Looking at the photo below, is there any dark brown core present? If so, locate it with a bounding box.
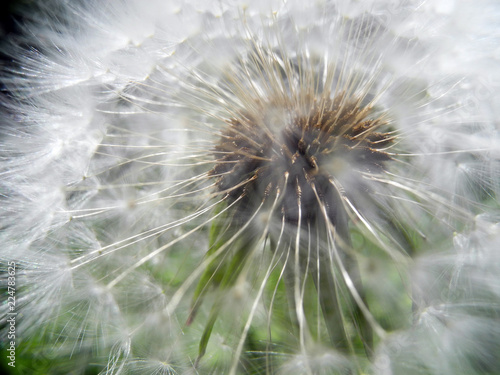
[210,95,393,227]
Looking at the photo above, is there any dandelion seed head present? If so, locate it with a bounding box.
[1,1,499,374]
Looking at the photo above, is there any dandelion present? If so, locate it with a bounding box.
[1,0,499,374]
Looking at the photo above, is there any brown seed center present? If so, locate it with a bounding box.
[210,95,392,226]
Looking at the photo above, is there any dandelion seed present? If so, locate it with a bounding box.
[1,1,499,374]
